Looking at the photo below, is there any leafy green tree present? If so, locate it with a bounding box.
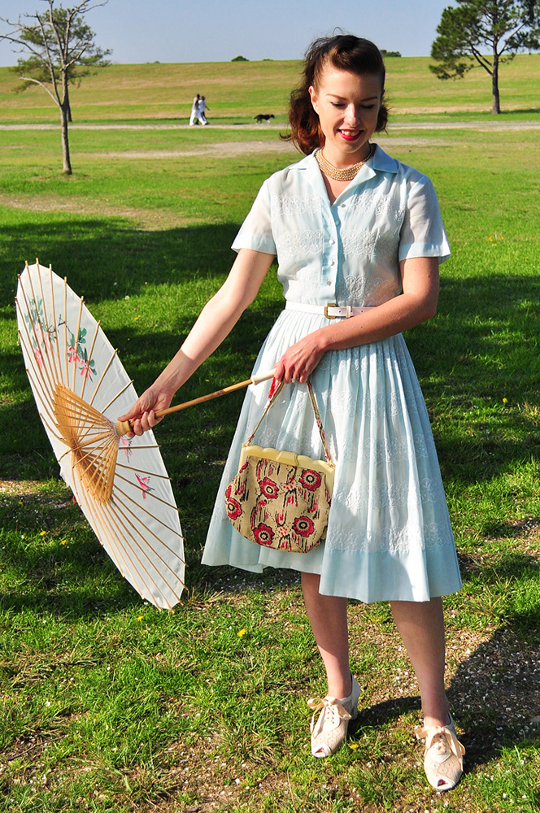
[430,0,540,113]
[0,0,111,173]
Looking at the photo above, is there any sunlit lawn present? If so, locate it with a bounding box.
[0,101,539,812]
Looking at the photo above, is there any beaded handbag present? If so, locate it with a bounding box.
[225,381,334,553]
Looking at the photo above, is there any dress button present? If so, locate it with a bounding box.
[328,238,335,245]
[329,260,335,266]
[326,281,332,286]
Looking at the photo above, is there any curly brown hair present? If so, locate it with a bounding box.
[284,34,388,155]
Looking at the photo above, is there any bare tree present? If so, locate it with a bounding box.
[431,0,540,114]
[0,0,111,173]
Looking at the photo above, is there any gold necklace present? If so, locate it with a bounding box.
[315,144,375,181]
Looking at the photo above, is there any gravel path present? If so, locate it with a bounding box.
[1,120,539,131]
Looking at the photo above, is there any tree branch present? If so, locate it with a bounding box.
[18,74,59,107]
[469,44,493,73]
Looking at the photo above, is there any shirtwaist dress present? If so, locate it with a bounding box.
[201,145,462,604]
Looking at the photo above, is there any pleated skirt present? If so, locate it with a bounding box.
[201,309,461,603]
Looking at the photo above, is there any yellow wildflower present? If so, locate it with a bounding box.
[237,628,247,637]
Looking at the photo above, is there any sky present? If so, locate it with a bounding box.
[0,0,452,67]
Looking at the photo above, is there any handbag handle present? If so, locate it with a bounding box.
[245,380,333,465]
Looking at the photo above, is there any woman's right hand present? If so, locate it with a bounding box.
[117,385,175,437]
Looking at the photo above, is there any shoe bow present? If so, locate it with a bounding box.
[307,696,352,726]
[416,723,466,765]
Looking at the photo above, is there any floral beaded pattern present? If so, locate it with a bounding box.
[225,457,331,553]
[225,381,334,553]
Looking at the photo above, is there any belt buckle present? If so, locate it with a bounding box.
[324,302,337,319]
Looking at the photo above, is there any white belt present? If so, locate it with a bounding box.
[285,301,373,319]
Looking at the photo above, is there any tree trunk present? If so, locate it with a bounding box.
[65,85,73,122]
[60,101,72,174]
[60,70,72,173]
[491,49,501,114]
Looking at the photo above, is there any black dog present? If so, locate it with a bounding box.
[254,114,275,123]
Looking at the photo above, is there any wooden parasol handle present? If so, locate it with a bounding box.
[115,368,276,437]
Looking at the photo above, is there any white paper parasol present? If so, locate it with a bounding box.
[15,261,185,609]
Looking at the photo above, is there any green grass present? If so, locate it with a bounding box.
[0,60,539,812]
[0,53,539,123]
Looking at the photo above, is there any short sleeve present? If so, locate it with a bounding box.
[399,176,451,264]
[231,179,276,256]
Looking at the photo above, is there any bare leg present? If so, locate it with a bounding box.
[390,597,450,728]
[301,571,351,698]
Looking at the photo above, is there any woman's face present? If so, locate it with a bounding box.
[309,65,383,166]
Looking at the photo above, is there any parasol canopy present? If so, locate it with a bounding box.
[15,261,185,609]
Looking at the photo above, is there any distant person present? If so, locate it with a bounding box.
[197,95,209,125]
[121,34,464,792]
[189,93,200,126]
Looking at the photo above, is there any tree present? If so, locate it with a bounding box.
[0,1,111,173]
[430,0,540,113]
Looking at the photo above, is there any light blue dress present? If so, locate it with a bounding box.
[201,146,462,603]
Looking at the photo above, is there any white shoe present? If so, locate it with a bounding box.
[416,714,465,790]
[308,675,361,758]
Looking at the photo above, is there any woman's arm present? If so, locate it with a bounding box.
[274,256,440,383]
[119,248,274,434]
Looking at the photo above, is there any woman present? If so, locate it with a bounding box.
[120,34,465,790]
[189,93,200,126]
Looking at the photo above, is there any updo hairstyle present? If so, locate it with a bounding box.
[285,34,388,155]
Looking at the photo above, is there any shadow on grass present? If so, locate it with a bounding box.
[349,538,540,774]
[348,615,540,779]
[1,216,540,595]
[348,613,540,783]
[2,217,539,446]
[0,521,142,618]
[497,107,540,116]
[448,619,540,772]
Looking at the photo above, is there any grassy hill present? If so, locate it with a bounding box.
[0,54,539,124]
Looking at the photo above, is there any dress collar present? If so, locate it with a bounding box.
[290,145,398,206]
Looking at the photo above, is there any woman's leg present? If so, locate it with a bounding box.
[301,571,351,698]
[390,597,450,727]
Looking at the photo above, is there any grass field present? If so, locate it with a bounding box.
[0,53,539,123]
[0,56,539,813]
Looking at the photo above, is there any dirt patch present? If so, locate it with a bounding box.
[0,479,53,496]
[0,192,189,231]
[88,137,453,160]
[88,140,298,160]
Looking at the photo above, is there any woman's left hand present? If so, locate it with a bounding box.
[273,331,326,384]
